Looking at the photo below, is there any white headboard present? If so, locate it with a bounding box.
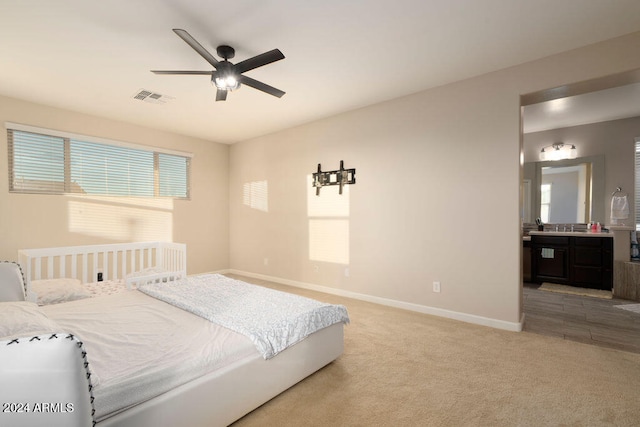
[18,242,186,294]
[0,333,96,427]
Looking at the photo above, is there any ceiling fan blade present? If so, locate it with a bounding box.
[216,89,228,101]
[172,29,219,69]
[235,49,285,74]
[151,70,214,75]
[239,75,285,98]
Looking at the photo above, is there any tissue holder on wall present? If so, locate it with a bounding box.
[312,160,356,195]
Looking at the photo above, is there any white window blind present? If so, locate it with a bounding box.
[158,153,189,197]
[7,126,191,199]
[9,130,66,193]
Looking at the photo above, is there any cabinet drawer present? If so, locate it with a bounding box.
[532,236,569,246]
[572,266,612,290]
[573,247,603,266]
[573,237,604,247]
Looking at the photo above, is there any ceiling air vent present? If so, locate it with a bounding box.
[132,89,173,104]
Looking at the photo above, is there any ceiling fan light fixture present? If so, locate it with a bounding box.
[540,142,577,161]
[212,74,239,91]
[211,62,239,91]
[153,29,285,100]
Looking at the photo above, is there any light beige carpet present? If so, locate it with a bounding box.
[230,276,640,427]
[540,282,612,299]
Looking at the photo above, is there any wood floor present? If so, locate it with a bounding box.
[523,283,640,354]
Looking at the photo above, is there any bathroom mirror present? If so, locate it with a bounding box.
[523,155,605,224]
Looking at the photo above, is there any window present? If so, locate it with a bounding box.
[7,124,191,199]
[540,183,551,223]
[9,131,66,193]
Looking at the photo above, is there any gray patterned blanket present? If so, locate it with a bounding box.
[138,274,349,359]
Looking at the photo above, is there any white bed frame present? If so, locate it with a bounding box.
[100,323,344,427]
[9,242,345,426]
[18,241,187,296]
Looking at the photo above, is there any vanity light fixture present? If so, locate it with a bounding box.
[539,142,577,161]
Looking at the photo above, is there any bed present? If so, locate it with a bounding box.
[2,243,349,427]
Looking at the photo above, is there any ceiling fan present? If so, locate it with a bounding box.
[152,29,285,101]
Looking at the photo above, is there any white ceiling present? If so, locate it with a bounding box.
[2,1,640,144]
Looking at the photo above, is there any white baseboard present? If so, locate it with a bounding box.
[225,269,523,332]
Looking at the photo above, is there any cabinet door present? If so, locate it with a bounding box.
[572,266,606,288]
[534,246,569,283]
[523,245,532,282]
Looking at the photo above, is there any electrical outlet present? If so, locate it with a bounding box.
[433,281,441,293]
[313,265,319,273]
[344,267,350,277]
[263,258,269,266]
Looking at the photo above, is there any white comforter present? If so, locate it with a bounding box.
[139,274,350,359]
[43,290,256,422]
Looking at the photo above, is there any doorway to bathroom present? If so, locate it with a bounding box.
[521,68,640,347]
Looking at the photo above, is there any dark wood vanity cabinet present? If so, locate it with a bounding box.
[531,235,612,290]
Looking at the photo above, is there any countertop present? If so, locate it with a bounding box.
[528,230,613,238]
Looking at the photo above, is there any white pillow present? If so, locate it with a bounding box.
[125,267,179,286]
[30,278,91,306]
[125,267,167,280]
[0,301,62,340]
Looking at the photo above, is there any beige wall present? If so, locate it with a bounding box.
[230,31,640,328]
[524,116,640,225]
[0,95,229,274]
[3,31,640,330]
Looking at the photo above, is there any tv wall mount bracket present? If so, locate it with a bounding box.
[312,160,356,195]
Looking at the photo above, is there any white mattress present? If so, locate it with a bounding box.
[42,290,257,422]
